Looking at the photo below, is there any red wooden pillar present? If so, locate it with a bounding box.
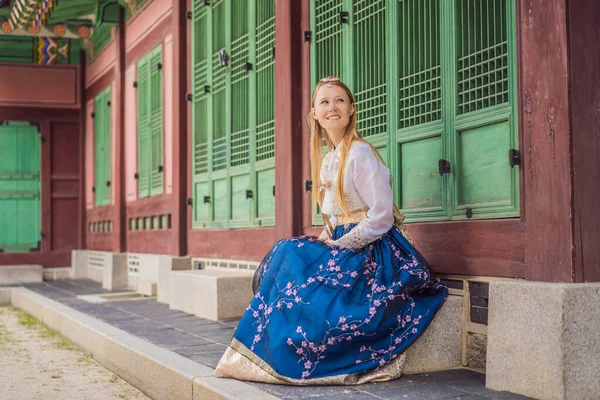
[171,0,188,256]
[79,51,87,249]
[567,0,600,282]
[114,8,127,252]
[521,0,600,282]
[274,0,305,239]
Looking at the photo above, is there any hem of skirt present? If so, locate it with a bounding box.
[213,337,406,386]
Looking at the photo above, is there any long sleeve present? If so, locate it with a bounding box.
[333,145,394,249]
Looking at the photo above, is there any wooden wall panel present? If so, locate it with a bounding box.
[0,63,79,108]
[85,100,95,209]
[188,228,276,262]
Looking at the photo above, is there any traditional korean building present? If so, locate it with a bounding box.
[0,1,598,398]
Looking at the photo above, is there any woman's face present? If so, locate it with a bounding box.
[313,84,355,134]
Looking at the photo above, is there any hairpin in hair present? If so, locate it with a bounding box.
[320,76,340,87]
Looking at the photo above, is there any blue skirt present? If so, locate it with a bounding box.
[214,223,448,385]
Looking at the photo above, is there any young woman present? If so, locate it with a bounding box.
[214,77,448,385]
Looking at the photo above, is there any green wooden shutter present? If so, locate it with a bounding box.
[451,0,519,219]
[137,56,151,198]
[94,87,111,207]
[0,122,41,252]
[396,0,446,222]
[254,0,275,226]
[191,0,275,229]
[309,0,518,223]
[191,0,211,227]
[150,46,164,196]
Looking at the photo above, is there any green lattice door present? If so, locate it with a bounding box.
[310,0,519,224]
[137,45,164,199]
[94,86,112,207]
[191,0,275,229]
[0,122,41,252]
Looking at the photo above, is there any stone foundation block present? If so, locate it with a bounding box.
[168,268,254,321]
[404,294,463,373]
[487,281,600,400]
[157,256,190,304]
[0,265,43,285]
[101,253,128,291]
[70,250,89,279]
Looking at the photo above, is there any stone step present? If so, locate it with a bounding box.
[168,267,254,321]
[0,265,43,285]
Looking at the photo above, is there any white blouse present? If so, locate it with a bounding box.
[319,141,395,248]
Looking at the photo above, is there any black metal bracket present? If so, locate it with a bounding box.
[304,30,312,42]
[106,180,111,187]
[338,11,349,24]
[204,0,209,5]
[157,63,162,70]
[107,100,111,107]
[186,11,192,20]
[203,195,211,204]
[134,172,139,180]
[29,240,41,253]
[218,49,229,67]
[91,112,95,118]
[272,185,275,197]
[304,180,312,192]
[133,80,138,88]
[272,46,275,59]
[245,62,253,71]
[509,149,521,168]
[0,248,4,253]
[203,85,210,93]
[466,207,473,219]
[246,189,254,199]
[29,121,41,132]
[187,197,193,206]
[158,165,163,173]
[92,186,96,193]
[187,93,193,101]
[438,159,451,176]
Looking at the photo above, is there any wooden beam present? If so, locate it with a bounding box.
[170,0,187,256]
[113,7,126,252]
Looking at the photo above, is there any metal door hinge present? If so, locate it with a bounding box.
[187,197,193,206]
[204,0,209,5]
[134,172,139,180]
[157,63,162,70]
[133,81,138,88]
[203,195,211,204]
[107,100,111,107]
[204,85,210,93]
[92,185,96,193]
[339,11,349,24]
[272,46,275,59]
[106,180,111,187]
[246,189,254,199]
[158,165,163,173]
[509,149,521,168]
[187,93,193,101]
[438,159,451,176]
[466,208,473,219]
[245,62,253,71]
[91,112,95,118]
[304,31,312,42]
[304,180,312,192]
[272,185,275,197]
[186,11,192,20]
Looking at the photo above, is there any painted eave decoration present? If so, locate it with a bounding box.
[0,0,134,63]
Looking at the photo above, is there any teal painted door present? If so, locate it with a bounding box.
[0,122,41,252]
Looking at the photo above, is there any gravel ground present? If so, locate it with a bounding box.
[0,306,150,400]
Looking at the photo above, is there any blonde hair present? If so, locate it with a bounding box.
[309,80,383,218]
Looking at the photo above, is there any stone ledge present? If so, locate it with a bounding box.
[169,268,254,321]
[0,265,43,285]
[6,287,278,400]
[43,267,71,281]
